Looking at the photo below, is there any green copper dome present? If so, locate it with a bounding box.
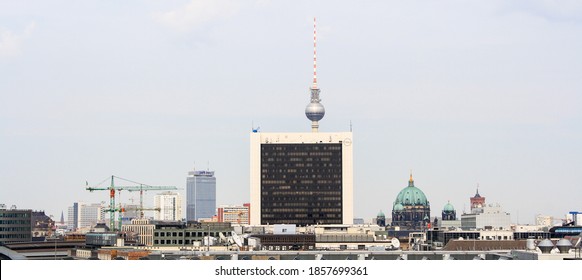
[377,211,385,217]
[443,201,455,212]
[393,174,429,207]
[393,203,404,211]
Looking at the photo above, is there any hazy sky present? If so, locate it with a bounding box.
[1,0,581,224]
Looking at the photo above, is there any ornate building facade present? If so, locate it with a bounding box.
[391,174,431,229]
[442,201,456,221]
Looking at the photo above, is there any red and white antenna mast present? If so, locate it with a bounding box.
[305,17,325,132]
[312,17,318,89]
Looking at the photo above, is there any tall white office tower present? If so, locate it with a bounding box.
[250,18,353,226]
[67,202,104,231]
[154,191,183,221]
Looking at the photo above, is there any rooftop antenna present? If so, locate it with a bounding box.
[350,120,353,132]
[305,17,325,132]
[252,121,260,133]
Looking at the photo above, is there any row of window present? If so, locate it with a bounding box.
[0,213,31,218]
[0,220,31,224]
[154,231,225,237]
[0,227,32,231]
[262,178,341,183]
[262,194,341,202]
[263,185,341,190]
[262,145,340,151]
[266,185,342,191]
[261,157,342,164]
[262,200,341,207]
[262,174,342,180]
[261,219,342,225]
[261,191,342,197]
[263,245,314,251]
[263,152,336,157]
[0,234,31,239]
[280,213,340,218]
[262,208,342,213]
[264,202,342,207]
[154,239,203,245]
[261,163,340,169]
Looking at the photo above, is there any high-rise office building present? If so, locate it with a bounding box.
[0,207,32,244]
[154,191,183,221]
[67,202,103,231]
[250,18,353,226]
[67,202,79,230]
[186,170,216,222]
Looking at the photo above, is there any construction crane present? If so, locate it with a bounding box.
[85,175,177,231]
[115,184,178,219]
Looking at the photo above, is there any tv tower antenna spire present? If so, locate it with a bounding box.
[312,17,318,89]
[305,17,325,132]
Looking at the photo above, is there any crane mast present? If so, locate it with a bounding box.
[86,175,178,231]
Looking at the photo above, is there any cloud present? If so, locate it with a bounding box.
[154,0,240,32]
[0,22,35,58]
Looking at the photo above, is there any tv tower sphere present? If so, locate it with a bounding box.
[305,93,325,121]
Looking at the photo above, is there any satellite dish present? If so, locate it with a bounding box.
[391,238,400,249]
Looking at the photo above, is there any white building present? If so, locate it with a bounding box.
[249,19,353,226]
[154,191,183,221]
[460,203,512,230]
[536,215,554,228]
[67,202,104,231]
[566,212,582,226]
[250,131,354,226]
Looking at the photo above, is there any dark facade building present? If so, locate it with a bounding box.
[259,143,343,226]
[391,174,431,230]
[0,208,32,244]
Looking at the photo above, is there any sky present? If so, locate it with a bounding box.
[1,0,581,225]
